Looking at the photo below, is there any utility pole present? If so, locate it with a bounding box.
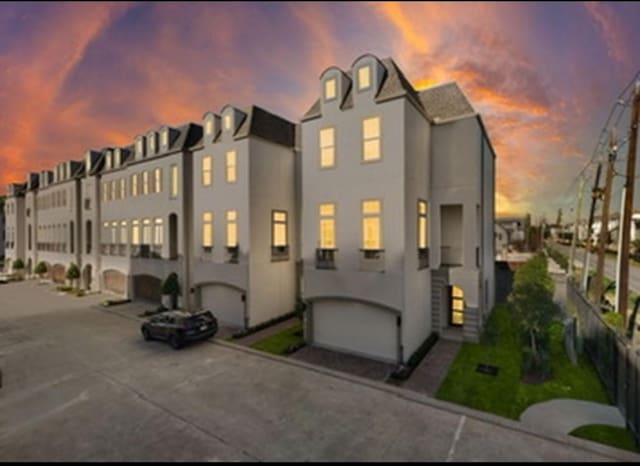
[583,162,603,292]
[569,177,585,277]
[616,188,626,315]
[618,82,640,327]
[594,130,617,304]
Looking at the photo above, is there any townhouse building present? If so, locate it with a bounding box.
[190,105,298,328]
[300,54,495,363]
[0,196,5,261]
[4,183,26,271]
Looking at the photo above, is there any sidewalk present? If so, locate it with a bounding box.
[400,339,461,396]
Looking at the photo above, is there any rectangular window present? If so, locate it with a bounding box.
[148,134,155,154]
[202,212,213,249]
[131,220,140,245]
[111,180,117,200]
[142,170,149,195]
[120,178,126,199]
[418,200,428,249]
[103,182,108,202]
[136,139,143,156]
[272,211,288,247]
[324,78,336,100]
[154,218,163,246]
[202,156,212,186]
[358,65,371,90]
[319,128,335,168]
[161,130,168,147]
[155,167,162,193]
[142,218,152,245]
[319,203,336,249]
[226,150,237,183]
[226,210,237,247]
[111,221,118,244]
[131,173,138,197]
[362,116,381,161]
[205,119,213,135]
[120,221,127,244]
[362,200,382,250]
[450,286,464,326]
[170,165,179,197]
[224,114,232,130]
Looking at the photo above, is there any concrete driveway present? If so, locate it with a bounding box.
[0,281,638,461]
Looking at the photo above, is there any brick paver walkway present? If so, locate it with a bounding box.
[401,339,462,396]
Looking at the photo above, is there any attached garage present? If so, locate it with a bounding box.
[50,264,66,284]
[103,269,126,295]
[133,274,162,303]
[199,284,245,327]
[312,300,399,363]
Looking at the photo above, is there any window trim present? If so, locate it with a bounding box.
[202,156,213,187]
[170,164,179,198]
[361,198,383,251]
[202,211,213,249]
[361,115,382,163]
[324,77,337,102]
[318,202,336,250]
[319,127,336,169]
[357,65,372,91]
[271,209,289,261]
[225,150,237,183]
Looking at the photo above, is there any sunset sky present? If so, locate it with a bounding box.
[1,2,639,221]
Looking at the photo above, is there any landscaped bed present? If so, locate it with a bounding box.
[436,303,609,420]
[569,424,640,453]
[249,323,304,356]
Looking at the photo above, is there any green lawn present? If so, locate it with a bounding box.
[570,424,640,453]
[436,304,609,420]
[249,323,304,355]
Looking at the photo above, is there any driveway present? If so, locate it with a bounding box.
[0,281,638,461]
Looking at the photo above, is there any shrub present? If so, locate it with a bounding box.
[12,258,25,271]
[162,272,180,309]
[34,261,48,278]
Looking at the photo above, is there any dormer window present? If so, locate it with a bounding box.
[324,78,337,101]
[161,129,168,147]
[136,138,144,157]
[105,152,112,170]
[148,134,156,154]
[223,114,232,131]
[205,118,214,136]
[114,149,121,168]
[358,65,371,91]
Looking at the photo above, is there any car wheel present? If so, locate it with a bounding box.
[142,327,151,341]
[169,334,182,350]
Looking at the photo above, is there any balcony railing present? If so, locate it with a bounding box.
[118,244,127,257]
[271,245,289,262]
[151,244,162,259]
[418,248,430,269]
[359,248,385,272]
[315,248,336,269]
[225,245,239,264]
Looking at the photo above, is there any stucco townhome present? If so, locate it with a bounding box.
[300,53,495,364]
[88,123,202,303]
[190,105,298,329]
[4,183,26,272]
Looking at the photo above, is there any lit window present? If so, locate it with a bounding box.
[358,65,371,90]
[226,150,237,183]
[205,119,214,136]
[155,167,162,193]
[111,180,117,200]
[111,221,118,244]
[272,211,288,247]
[131,220,140,245]
[170,165,179,197]
[106,152,112,170]
[319,203,336,249]
[202,156,212,186]
[154,218,163,246]
[324,78,336,100]
[148,134,155,154]
[450,286,464,326]
[418,200,428,249]
[362,200,382,250]
[319,128,335,168]
[120,221,127,244]
[224,114,232,130]
[120,178,126,199]
[362,116,381,161]
[103,182,109,202]
[142,171,149,195]
[202,212,213,248]
[161,129,168,147]
[142,218,152,245]
[136,138,143,156]
[131,173,138,197]
[226,210,237,247]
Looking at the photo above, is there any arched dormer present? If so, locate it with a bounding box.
[219,105,247,138]
[114,148,121,168]
[135,135,146,160]
[146,130,158,156]
[351,53,386,100]
[319,66,351,109]
[203,112,221,142]
[105,149,113,170]
[159,125,179,150]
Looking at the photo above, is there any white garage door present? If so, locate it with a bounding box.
[313,300,398,362]
[200,285,245,327]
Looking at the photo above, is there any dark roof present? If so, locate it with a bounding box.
[7,183,27,197]
[418,82,476,122]
[191,105,295,149]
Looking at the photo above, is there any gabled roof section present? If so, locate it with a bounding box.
[235,106,295,147]
[418,82,476,123]
[161,122,203,155]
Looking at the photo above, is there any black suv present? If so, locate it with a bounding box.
[141,310,218,349]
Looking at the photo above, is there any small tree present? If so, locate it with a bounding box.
[12,258,25,279]
[162,272,181,309]
[34,261,48,279]
[66,263,80,289]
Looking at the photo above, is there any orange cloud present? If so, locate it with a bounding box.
[584,2,629,64]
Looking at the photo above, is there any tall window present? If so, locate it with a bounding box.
[362,200,382,249]
[142,218,152,245]
[202,156,212,186]
[161,129,168,147]
[136,138,143,156]
[111,221,118,244]
[205,119,213,136]
[131,220,140,245]
[120,221,127,244]
[272,211,288,248]
[226,150,237,183]
[103,182,108,202]
[155,167,162,193]
[450,286,464,326]
[142,170,149,195]
[226,210,237,247]
[358,65,371,90]
[120,178,126,199]
[131,173,138,197]
[202,212,213,249]
[319,128,335,168]
[362,116,381,161]
[154,218,163,246]
[69,221,74,253]
[223,114,232,130]
[170,165,179,197]
[324,78,336,100]
[148,134,155,154]
[111,180,117,200]
[319,203,336,248]
[418,200,428,249]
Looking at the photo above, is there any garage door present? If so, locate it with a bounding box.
[313,300,398,363]
[51,264,66,284]
[200,285,244,327]
[133,274,161,303]
[103,270,126,295]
